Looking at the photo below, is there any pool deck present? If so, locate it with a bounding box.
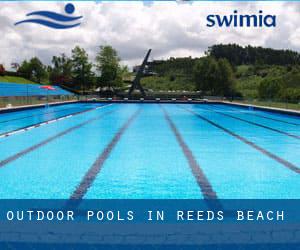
[0,99,299,117]
[223,101,300,117]
[82,99,300,116]
[0,100,78,114]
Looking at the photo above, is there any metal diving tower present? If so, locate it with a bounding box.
[128,49,152,98]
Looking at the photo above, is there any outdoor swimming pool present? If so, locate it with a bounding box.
[0,103,298,199]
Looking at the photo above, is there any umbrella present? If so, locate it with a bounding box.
[40,85,56,106]
[40,85,55,91]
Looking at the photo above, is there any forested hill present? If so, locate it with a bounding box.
[148,44,300,74]
[207,44,300,66]
[143,44,300,102]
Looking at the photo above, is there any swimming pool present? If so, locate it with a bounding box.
[0,103,298,199]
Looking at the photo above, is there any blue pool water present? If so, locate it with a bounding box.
[0,103,298,199]
[0,103,103,136]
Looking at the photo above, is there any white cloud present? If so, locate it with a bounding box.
[0,1,300,70]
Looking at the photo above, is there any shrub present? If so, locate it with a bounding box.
[279,88,300,103]
[258,78,283,99]
[169,75,176,82]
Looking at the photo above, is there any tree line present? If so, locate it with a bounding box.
[148,56,235,96]
[147,44,300,101]
[1,43,299,101]
[7,45,127,92]
[208,44,300,66]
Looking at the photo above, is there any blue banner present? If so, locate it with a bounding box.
[0,199,299,249]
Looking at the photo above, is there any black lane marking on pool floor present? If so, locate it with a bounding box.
[251,113,300,126]
[160,105,218,200]
[0,104,109,139]
[203,106,300,140]
[70,108,141,200]
[180,106,300,174]
[0,109,116,168]
[213,105,300,126]
[0,104,90,124]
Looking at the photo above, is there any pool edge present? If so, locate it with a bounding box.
[0,100,79,114]
[222,101,300,117]
[1,99,299,117]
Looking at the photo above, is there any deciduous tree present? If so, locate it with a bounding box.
[71,46,94,91]
[95,45,122,88]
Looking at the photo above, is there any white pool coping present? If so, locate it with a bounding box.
[0,100,78,112]
[223,101,300,116]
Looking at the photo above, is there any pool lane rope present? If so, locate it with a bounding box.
[0,104,113,139]
[0,104,92,125]
[0,106,115,168]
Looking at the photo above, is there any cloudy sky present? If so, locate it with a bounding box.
[1,1,300,69]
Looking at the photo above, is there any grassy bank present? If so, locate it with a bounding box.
[235,65,300,100]
[141,75,195,91]
[0,76,37,84]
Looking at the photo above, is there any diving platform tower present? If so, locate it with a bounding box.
[128,49,152,98]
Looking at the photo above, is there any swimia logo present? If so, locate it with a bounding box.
[15,3,82,29]
[206,10,276,28]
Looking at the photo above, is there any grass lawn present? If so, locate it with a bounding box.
[0,76,37,84]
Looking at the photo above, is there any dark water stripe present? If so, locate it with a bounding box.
[180,106,300,174]
[0,104,91,124]
[214,105,300,126]
[203,106,300,140]
[0,109,115,168]
[251,113,300,126]
[160,105,218,200]
[0,105,106,138]
[70,109,141,200]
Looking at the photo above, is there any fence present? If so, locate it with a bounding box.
[0,82,77,108]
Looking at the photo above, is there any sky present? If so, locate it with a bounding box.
[0,1,300,70]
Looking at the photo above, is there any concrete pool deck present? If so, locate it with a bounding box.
[0,99,299,117]
[0,100,78,114]
[223,101,300,117]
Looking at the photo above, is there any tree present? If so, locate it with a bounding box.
[18,60,31,79]
[18,58,47,83]
[193,57,218,93]
[49,54,73,85]
[0,64,5,76]
[258,78,283,99]
[71,46,94,91]
[193,57,235,96]
[29,57,47,83]
[215,58,235,96]
[95,45,122,88]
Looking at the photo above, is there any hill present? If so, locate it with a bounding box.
[142,45,300,105]
[143,57,197,91]
[235,64,300,102]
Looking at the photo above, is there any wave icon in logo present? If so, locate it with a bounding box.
[15,3,82,29]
